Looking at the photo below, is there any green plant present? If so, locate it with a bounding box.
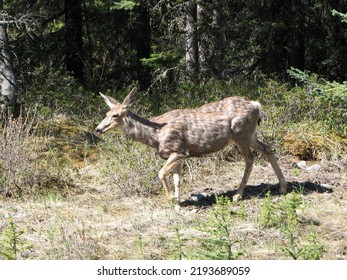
[0,217,30,260]
[167,223,187,260]
[291,168,300,176]
[298,227,325,260]
[259,191,324,260]
[277,223,325,260]
[260,189,304,230]
[133,234,146,258]
[288,67,347,137]
[259,190,306,228]
[259,191,279,227]
[332,9,347,23]
[191,195,244,260]
[111,0,138,10]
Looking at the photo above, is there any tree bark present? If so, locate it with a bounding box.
[0,0,17,113]
[135,1,151,90]
[197,1,209,81]
[196,0,223,81]
[64,0,84,83]
[211,0,223,79]
[184,1,198,83]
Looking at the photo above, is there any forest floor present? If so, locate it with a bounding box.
[1,119,346,260]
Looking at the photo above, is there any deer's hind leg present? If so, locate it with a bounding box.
[158,152,185,203]
[251,138,287,194]
[233,144,255,202]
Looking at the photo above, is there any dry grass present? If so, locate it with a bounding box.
[1,115,347,260]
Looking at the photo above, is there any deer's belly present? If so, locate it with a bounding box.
[185,124,233,156]
[157,119,233,158]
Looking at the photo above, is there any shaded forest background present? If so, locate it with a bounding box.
[1,0,346,110]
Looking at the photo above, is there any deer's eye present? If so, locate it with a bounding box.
[112,114,119,119]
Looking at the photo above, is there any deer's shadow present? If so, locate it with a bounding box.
[181,181,333,208]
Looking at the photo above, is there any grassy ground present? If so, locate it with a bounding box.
[1,112,346,260]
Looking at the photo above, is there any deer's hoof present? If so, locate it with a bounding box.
[280,188,287,194]
[279,183,288,194]
[167,195,181,210]
[232,193,242,202]
[174,204,181,212]
[168,195,180,203]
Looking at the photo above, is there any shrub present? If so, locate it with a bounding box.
[97,132,163,198]
[0,109,77,198]
[288,67,347,137]
[0,217,31,260]
[0,110,38,197]
[259,191,325,260]
[190,195,244,260]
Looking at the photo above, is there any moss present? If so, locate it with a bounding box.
[283,134,322,160]
[37,116,100,168]
[283,124,347,160]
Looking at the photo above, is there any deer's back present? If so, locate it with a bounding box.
[151,96,261,159]
[151,96,259,123]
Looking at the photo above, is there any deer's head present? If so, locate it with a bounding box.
[95,87,137,134]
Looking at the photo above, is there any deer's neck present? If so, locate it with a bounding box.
[121,111,160,148]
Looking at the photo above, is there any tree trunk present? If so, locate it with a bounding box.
[64,0,84,83]
[211,0,223,79]
[197,0,223,81]
[197,1,209,81]
[184,1,198,83]
[0,0,17,113]
[135,1,151,90]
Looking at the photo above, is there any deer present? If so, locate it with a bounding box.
[95,87,287,204]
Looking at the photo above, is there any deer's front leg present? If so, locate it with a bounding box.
[158,153,184,203]
[173,163,182,202]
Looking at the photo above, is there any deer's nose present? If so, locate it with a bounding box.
[95,127,102,134]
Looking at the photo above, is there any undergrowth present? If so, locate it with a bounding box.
[96,131,162,198]
[260,191,325,260]
[288,68,347,137]
[191,195,245,260]
[166,196,246,260]
[0,110,40,197]
[0,109,80,199]
[0,217,31,260]
[165,192,326,260]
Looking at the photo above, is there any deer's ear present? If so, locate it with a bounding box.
[120,87,138,115]
[122,87,137,109]
[99,92,119,109]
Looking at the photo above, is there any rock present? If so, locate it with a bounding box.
[191,192,208,202]
[320,183,333,192]
[297,161,307,169]
[21,250,30,259]
[307,164,321,172]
